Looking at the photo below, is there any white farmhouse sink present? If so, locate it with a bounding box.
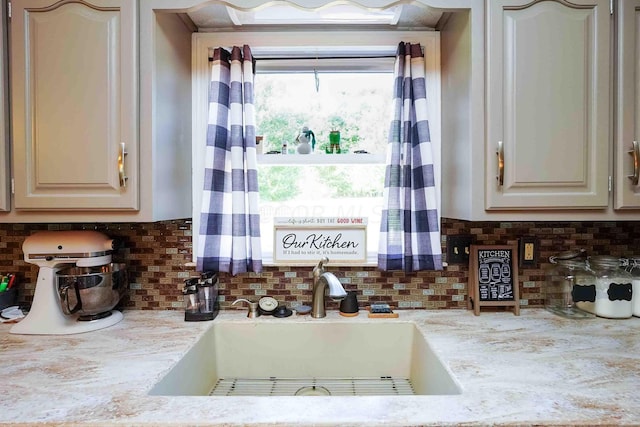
[149,321,461,397]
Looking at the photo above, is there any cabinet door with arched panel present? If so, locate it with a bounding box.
[10,0,138,210]
[486,0,611,210]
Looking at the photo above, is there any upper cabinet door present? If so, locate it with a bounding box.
[0,0,9,212]
[614,0,640,209]
[486,0,610,210]
[10,0,138,210]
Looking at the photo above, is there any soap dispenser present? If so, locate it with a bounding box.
[232,298,260,318]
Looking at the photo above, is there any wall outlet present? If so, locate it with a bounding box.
[447,235,473,264]
[519,236,537,267]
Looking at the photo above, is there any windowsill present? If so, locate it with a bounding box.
[261,253,379,268]
[257,153,385,165]
[185,260,449,269]
[260,256,449,269]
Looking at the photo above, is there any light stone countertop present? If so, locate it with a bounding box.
[1,308,639,426]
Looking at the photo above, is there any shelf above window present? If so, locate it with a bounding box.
[257,153,385,165]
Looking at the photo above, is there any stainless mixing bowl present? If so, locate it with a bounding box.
[56,263,128,318]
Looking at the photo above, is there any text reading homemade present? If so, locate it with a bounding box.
[273,217,367,264]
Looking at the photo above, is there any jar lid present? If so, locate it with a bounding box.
[553,259,588,270]
[549,249,586,263]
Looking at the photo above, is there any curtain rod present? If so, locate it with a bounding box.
[208,54,396,61]
[256,55,396,60]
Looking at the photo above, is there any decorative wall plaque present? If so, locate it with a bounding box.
[273,217,367,265]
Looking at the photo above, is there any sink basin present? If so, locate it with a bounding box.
[149,320,461,397]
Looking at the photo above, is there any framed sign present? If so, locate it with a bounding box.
[468,244,520,316]
[273,217,367,265]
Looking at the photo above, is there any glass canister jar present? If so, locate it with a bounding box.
[545,250,596,318]
[588,255,633,319]
[626,258,640,317]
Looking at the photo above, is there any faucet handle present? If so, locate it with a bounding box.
[232,298,260,318]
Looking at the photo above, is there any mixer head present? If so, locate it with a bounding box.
[22,230,118,267]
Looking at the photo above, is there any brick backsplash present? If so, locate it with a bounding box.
[1,219,639,311]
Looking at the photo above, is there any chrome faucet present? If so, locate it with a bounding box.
[311,257,347,318]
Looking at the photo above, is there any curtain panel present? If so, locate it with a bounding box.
[197,45,262,275]
[378,42,442,272]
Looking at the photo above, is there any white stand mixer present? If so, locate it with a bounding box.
[10,230,124,335]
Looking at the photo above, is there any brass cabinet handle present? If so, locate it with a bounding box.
[496,140,504,186]
[118,142,128,188]
[628,141,639,186]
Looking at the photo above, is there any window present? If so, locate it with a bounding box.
[255,70,392,263]
[191,31,441,266]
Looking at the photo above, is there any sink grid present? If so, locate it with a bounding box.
[209,376,415,396]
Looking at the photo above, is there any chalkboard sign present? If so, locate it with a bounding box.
[468,244,520,316]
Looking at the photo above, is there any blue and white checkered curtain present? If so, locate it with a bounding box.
[378,42,442,272]
[197,45,262,275]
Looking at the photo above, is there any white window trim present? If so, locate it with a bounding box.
[191,31,441,266]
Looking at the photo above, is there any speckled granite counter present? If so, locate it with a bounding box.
[1,309,639,426]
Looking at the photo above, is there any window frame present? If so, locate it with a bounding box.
[191,30,441,266]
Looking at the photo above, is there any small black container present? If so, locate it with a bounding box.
[273,305,293,318]
[339,291,359,314]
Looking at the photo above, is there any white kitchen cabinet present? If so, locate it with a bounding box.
[614,0,640,209]
[2,0,192,222]
[10,0,138,211]
[0,0,9,212]
[485,0,610,210]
